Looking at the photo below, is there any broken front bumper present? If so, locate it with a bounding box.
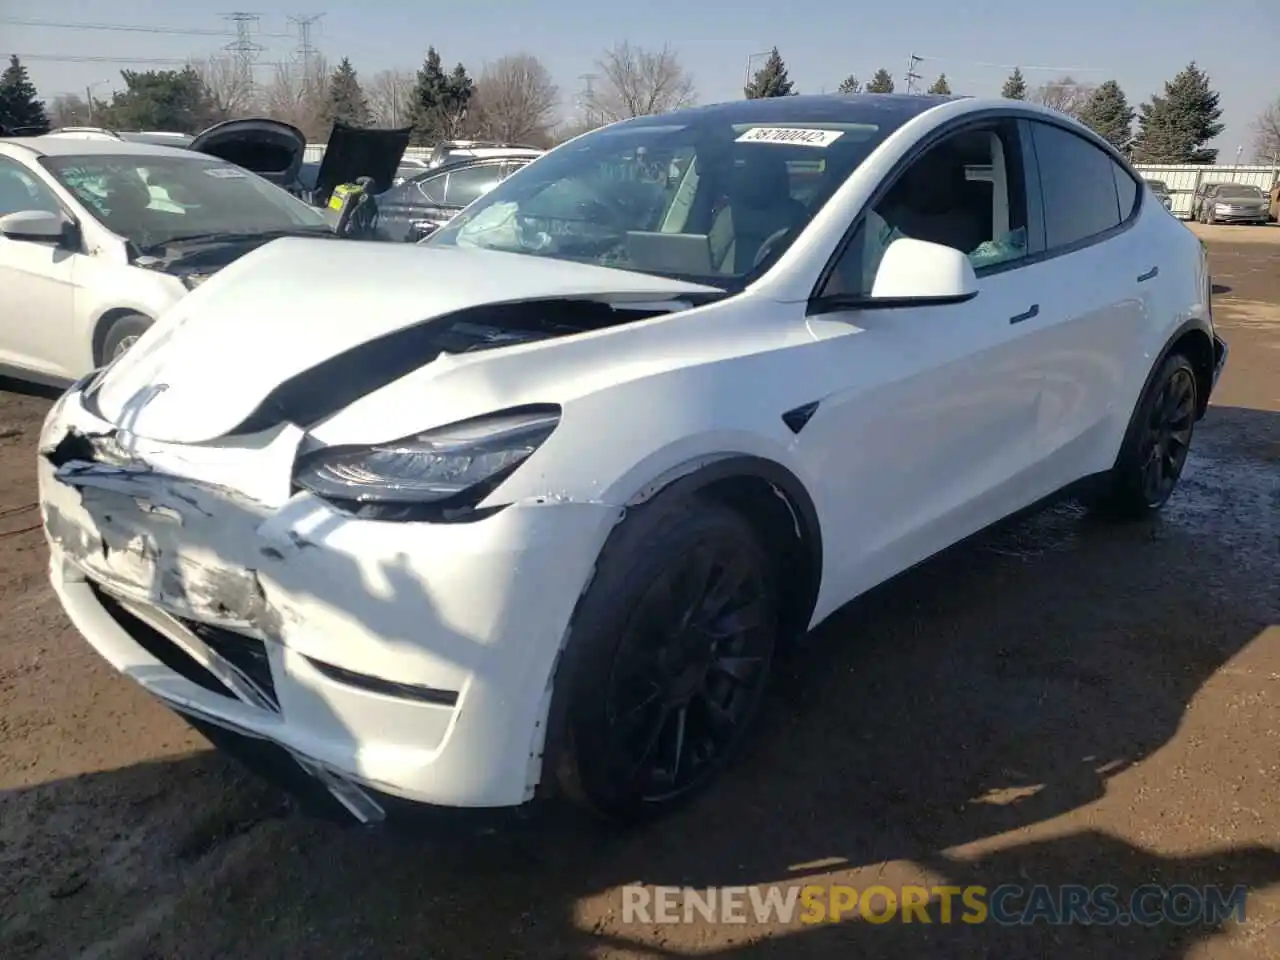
[37,384,621,820]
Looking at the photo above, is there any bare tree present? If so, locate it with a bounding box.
[367,68,415,127]
[1252,97,1280,163]
[470,54,559,145]
[1031,75,1096,118]
[193,55,256,123]
[588,41,696,123]
[49,93,91,127]
[261,56,330,140]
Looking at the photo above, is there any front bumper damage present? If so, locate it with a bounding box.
[37,385,621,824]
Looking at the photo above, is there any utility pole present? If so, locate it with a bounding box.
[903,53,922,94]
[221,12,264,105]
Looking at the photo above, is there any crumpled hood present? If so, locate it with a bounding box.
[90,238,722,444]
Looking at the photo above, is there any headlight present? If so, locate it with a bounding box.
[293,405,560,520]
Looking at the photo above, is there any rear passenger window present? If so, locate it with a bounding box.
[1030,121,1122,249]
[1113,164,1139,220]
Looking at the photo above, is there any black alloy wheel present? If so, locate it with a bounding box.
[1136,363,1197,507]
[556,498,779,822]
[604,543,774,804]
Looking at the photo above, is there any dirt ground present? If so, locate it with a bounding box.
[1,223,1278,959]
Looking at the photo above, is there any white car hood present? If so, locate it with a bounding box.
[91,238,722,444]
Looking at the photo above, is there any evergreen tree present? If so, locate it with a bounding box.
[1131,62,1225,164]
[0,55,50,134]
[927,74,951,95]
[97,67,214,133]
[836,75,861,95]
[408,47,474,145]
[323,57,370,129]
[1078,80,1134,152]
[1001,67,1027,100]
[865,69,894,94]
[744,48,795,99]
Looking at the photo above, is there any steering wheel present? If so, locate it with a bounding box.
[752,225,796,270]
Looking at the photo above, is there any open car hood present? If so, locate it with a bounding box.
[88,239,724,445]
[188,118,307,187]
[313,122,412,199]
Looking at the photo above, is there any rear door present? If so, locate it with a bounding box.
[1019,119,1150,484]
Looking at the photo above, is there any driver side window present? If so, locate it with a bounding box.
[822,121,1031,297]
[0,158,61,218]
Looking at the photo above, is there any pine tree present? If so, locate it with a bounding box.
[744,48,795,99]
[323,57,370,129]
[408,47,474,145]
[1001,67,1027,100]
[0,55,50,134]
[865,69,894,94]
[1131,62,1225,164]
[1078,80,1134,152]
[927,74,951,95]
[836,75,861,95]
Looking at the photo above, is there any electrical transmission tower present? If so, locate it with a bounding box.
[903,53,923,94]
[287,13,325,86]
[221,13,264,96]
[577,73,599,127]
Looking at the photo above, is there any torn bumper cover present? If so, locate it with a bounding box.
[36,384,621,819]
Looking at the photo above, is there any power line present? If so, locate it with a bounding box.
[11,52,289,66]
[0,15,292,38]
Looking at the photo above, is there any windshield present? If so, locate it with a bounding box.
[424,115,894,286]
[40,153,329,248]
[1213,184,1263,199]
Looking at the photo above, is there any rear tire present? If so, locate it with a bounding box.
[1090,353,1199,520]
[97,312,153,365]
[554,495,779,824]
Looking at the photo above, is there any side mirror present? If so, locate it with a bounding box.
[870,236,979,303]
[0,209,77,248]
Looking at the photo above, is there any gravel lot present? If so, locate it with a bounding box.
[1,223,1277,959]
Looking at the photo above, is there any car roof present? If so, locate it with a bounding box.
[409,154,531,181]
[618,92,964,130]
[0,136,199,159]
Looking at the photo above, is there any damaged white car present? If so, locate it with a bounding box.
[39,94,1226,826]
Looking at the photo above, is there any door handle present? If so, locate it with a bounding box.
[1009,304,1040,325]
[1137,266,1159,282]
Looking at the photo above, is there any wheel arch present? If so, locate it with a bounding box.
[91,307,153,367]
[1158,319,1216,419]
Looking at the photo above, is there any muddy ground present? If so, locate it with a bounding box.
[1,223,1278,959]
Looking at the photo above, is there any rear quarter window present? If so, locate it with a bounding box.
[1030,121,1122,250]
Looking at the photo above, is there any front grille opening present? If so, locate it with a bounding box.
[90,582,234,699]
[178,619,278,710]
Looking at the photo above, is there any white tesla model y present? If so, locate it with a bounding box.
[38,94,1227,826]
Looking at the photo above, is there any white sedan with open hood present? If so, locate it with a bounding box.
[39,94,1226,826]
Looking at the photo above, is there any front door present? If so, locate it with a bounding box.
[0,158,78,379]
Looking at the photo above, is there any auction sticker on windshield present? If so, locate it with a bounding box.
[203,167,247,179]
[736,127,845,147]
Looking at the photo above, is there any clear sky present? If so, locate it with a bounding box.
[5,0,1277,159]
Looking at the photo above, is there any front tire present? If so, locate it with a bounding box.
[1091,353,1199,519]
[97,312,153,365]
[554,496,779,823]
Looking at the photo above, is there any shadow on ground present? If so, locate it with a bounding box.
[2,406,1278,959]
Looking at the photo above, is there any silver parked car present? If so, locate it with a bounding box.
[1193,182,1270,225]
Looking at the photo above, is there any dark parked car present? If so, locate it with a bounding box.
[366,155,534,242]
[1191,182,1270,225]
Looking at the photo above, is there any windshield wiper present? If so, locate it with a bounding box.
[146,227,333,252]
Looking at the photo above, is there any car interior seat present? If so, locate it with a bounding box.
[709,151,809,273]
[882,146,988,255]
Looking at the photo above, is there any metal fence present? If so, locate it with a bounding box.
[300,143,1277,221]
[1131,164,1278,219]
